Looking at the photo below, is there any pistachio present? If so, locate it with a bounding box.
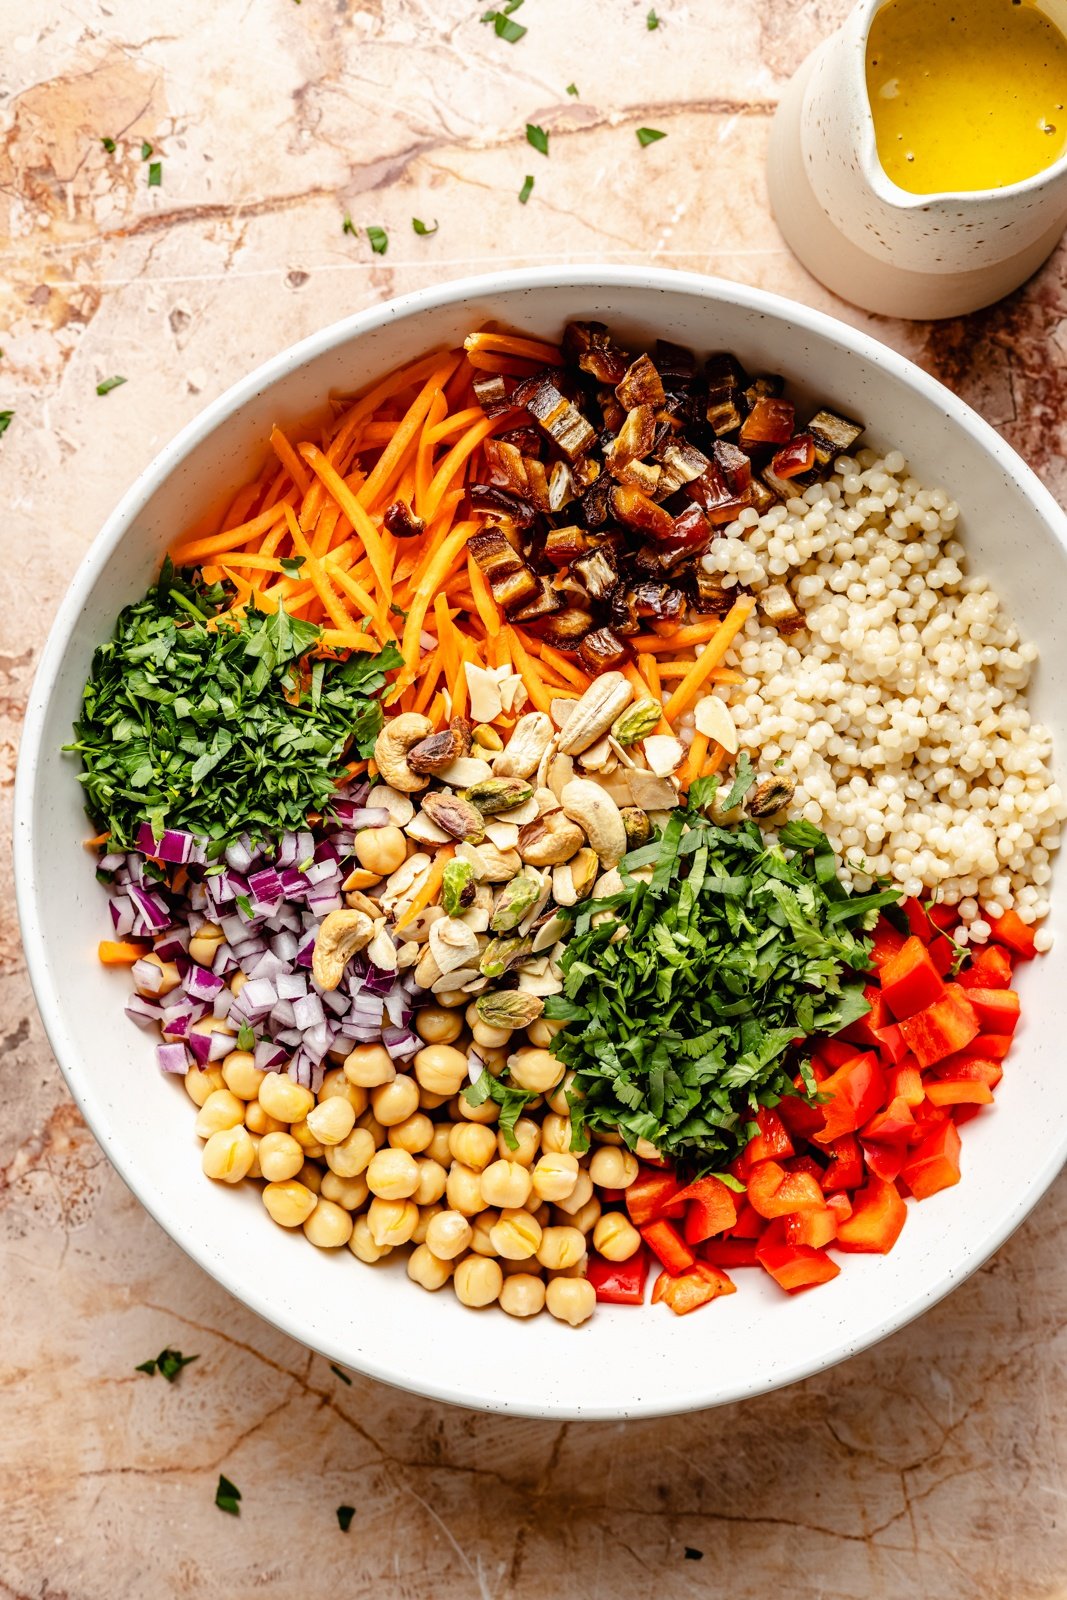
[475,991,545,1030]
[493,711,554,780]
[560,778,628,869]
[557,672,633,756]
[516,808,586,867]
[610,697,662,747]
[472,722,504,752]
[479,934,533,978]
[421,791,486,844]
[552,846,599,907]
[407,718,472,776]
[746,774,796,819]
[462,777,535,815]
[441,858,476,917]
[489,869,544,933]
[619,806,651,849]
[311,908,375,991]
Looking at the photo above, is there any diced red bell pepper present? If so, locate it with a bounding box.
[625,1168,684,1227]
[860,1138,907,1183]
[888,1061,924,1107]
[958,944,1013,990]
[863,1095,916,1144]
[874,1022,908,1064]
[924,1079,994,1108]
[926,933,956,977]
[744,1105,795,1165]
[728,1201,766,1239]
[599,1187,625,1204]
[813,1052,887,1144]
[747,1159,824,1219]
[783,1205,839,1249]
[835,1177,908,1253]
[870,916,907,971]
[840,984,890,1048]
[818,1037,864,1070]
[640,1219,696,1276]
[901,1119,962,1200]
[778,1087,826,1141]
[825,1192,853,1224]
[756,1223,841,1293]
[902,897,932,942]
[787,1155,826,1185]
[879,936,946,1020]
[587,1248,650,1306]
[962,987,1020,1036]
[700,1237,760,1268]
[652,1261,736,1315]
[821,1133,864,1192]
[676,1176,740,1245]
[974,1032,1013,1060]
[931,1055,1003,1091]
[898,988,979,1068]
[926,904,958,934]
[986,909,1037,960]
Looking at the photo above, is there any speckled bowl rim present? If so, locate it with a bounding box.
[14,265,1067,1419]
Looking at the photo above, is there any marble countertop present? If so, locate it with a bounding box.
[3,1,1067,1594]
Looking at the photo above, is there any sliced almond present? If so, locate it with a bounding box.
[550,697,577,730]
[438,755,494,787]
[465,663,502,724]
[498,673,528,715]
[693,694,739,755]
[642,734,686,777]
[342,867,382,891]
[405,811,453,845]
[369,786,415,828]
[366,928,399,973]
[628,769,679,810]
[484,820,520,850]
[504,794,541,826]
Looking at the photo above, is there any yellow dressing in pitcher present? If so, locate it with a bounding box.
[866,0,1067,193]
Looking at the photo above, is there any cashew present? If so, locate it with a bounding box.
[560,778,628,869]
[396,940,421,969]
[312,909,375,991]
[557,673,633,756]
[456,839,523,882]
[373,713,434,793]
[493,712,555,780]
[517,808,586,867]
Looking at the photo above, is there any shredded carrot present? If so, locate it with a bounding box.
[464,330,562,366]
[169,498,294,565]
[663,598,755,723]
[99,939,148,966]
[463,350,546,376]
[505,626,554,714]
[434,592,461,693]
[396,846,455,931]
[701,745,727,778]
[623,660,656,702]
[627,615,752,654]
[411,647,443,714]
[427,690,448,726]
[677,732,710,793]
[299,443,393,603]
[282,506,356,637]
[637,653,662,700]
[398,520,478,690]
[358,356,460,510]
[422,415,500,523]
[83,830,111,850]
[270,425,312,495]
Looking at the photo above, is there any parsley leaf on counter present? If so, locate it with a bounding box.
[68,563,401,849]
[518,174,534,204]
[481,6,527,42]
[330,1362,352,1385]
[647,8,660,27]
[337,1506,356,1532]
[544,794,899,1168]
[135,1347,199,1382]
[566,83,579,96]
[96,375,127,396]
[526,123,549,156]
[101,136,117,153]
[342,214,358,236]
[636,126,667,147]
[412,216,438,235]
[141,140,154,160]
[148,160,162,187]
[367,225,389,254]
[216,1475,242,1516]
[0,411,12,439]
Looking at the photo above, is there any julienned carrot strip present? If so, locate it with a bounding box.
[663,597,755,723]
[270,425,312,495]
[299,443,393,603]
[411,647,443,714]
[358,356,460,510]
[623,660,655,702]
[427,690,448,726]
[627,615,751,653]
[84,830,111,850]
[677,732,710,793]
[425,405,490,444]
[99,939,147,966]
[396,846,455,931]
[170,497,294,564]
[465,552,502,639]
[219,483,260,533]
[283,506,356,636]
[654,660,697,677]
[398,521,477,689]
[638,653,662,700]
[535,641,591,691]
[260,464,293,513]
[463,330,562,366]
[416,390,449,518]
[329,562,396,646]
[463,350,546,376]
[505,627,553,714]
[422,415,499,522]
[702,746,727,778]
[451,641,473,720]
[326,349,458,466]
[319,629,381,651]
[434,592,460,692]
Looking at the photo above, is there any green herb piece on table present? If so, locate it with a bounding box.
[337,1505,355,1532]
[0,411,13,439]
[647,8,660,27]
[141,140,154,160]
[412,217,439,235]
[148,161,162,187]
[216,1475,242,1516]
[480,7,527,42]
[96,375,127,397]
[367,226,388,254]
[342,215,358,236]
[566,83,579,96]
[330,1362,352,1385]
[636,127,667,147]
[526,124,549,156]
[135,1347,199,1382]
[543,792,899,1168]
[518,174,535,204]
[101,136,117,153]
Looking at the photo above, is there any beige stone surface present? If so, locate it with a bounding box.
[2,1,1066,1595]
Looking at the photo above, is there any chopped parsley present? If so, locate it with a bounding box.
[0,411,12,439]
[526,123,549,156]
[96,375,127,397]
[636,126,667,147]
[367,226,388,255]
[67,562,400,849]
[135,1347,199,1382]
[215,1475,242,1516]
[279,555,306,575]
[412,216,438,235]
[518,174,535,204]
[330,1362,352,1385]
[141,140,154,160]
[148,160,162,187]
[342,214,358,236]
[101,136,117,153]
[543,789,899,1168]
[480,3,526,43]
[237,1023,255,1052]
[463,1069,538,1149]
[647,8,661,26]
[566,83,579,96]
[337,1505,356,1532]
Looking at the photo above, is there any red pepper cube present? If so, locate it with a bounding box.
[821,1133,864,1192]
[931,1055,1003,1091]
[587,1247,650,1306]
[863,1095,916,1144]
[986,908,1037,960]
[958,944,1014,990]
[903,897,933,943]
[744,1105,795,1165]
[840,983,890,1048]
[756,1224,841,1293]
[901,1120,962,1200]
[783,1205,839,1250]
[640,1219,696,1276]
[878,935,946,1020]
[962,987,1020,1036]
[652,1262,736,1315]
[676,1175,740,1245]
[834,1176,908,1253]
[869,916,907,972]
[625,1167,683,1227]
[860,1138,907,1184]
[924,1078,994,1107]
[728,1201,766,1239]
[746,1159,824,1219]
[888,1060,924,1107]
[700,1237,760,1268]
[813,1051,887,1144]
[897,989,979,1069]
[874,1021,908,1064]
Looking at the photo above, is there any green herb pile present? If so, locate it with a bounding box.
[543,775,900,1170]
[68,561,400,848]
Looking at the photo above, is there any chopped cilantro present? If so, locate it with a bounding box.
[480,5,527,42]
[236,894,253,921]
[337,1505,355,1532]
[342,214,357,236]
[330,1362,352,1385]
[367,226,388,255]
[526,123,549,156]
[389,601,409,620]
[148,160,162,187]
[636,126,667,147]
[101,136,117,153]
[135,1347,199,1382]
[279,555,306,576]
[566,83,579,96]
[720,750,756,811]
[647,8,660,26]
[412,216,438,235]
[96,375,127,397]
[0,411,12,439]
[215,1474,242,1516]
[141,140,154,160]
[518,174,535,204]
[544,798,899,1168]
[237,1023,255,1052]
[463,1067,538,1148]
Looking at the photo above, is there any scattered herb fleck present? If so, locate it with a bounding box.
[0,411,13,439]
[101,136,117,153]
[647,8,660,26]
[518,173,535,204]
[141,140,154,160]
[135,1347,199,1383]
[367,226,389,255]
[389,601,409,620]
[636,126,667,147]
[330,1362,352,1385]
[237,1023,255,1052]
[148,160,162,187]
[279,555,306,576]
[342,214,358,236]
[215,1474,242,1516]
[480,5,527,42]
[463,1068,538,1149]
[526,123,550,156]
[412,217,439,236]
[566,83,579,96]
[337,1505,356,1532]
[96,375,127,397]
[684,1548,704,1561]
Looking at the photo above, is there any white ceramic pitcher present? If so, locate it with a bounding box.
[767,0,1067,318]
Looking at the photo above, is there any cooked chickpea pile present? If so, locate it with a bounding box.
[185,990,646,1326]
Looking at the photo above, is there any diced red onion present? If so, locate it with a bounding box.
[183,964,224,1001]
[382,1025,420,1062]
[275,971,308,1001]
[293,993,324,1031]
[125,994,163,1030]
[109,896,136,938]
[131,958,165,996]
[253,1039,289,1071]
[224,838,254,874]
[158,1042,190,1074]
[129,884,171,933]
[212,988,233,1021]
[154,928,189,960]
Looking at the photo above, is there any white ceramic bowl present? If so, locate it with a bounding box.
[14,267,1067,1419]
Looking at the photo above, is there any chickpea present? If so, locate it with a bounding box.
[589,1147,639,1190]
[545,1276,596,1327]
[413,1158,448,1207]
[490,1208,543,1261]
[508,1048,563,1094]
[445,1163,484,1218]
[554,1168,594,1217]
[565,1195,602,1236]
[499,1117,540,1167]
[299,1161,324,1195]
[318,1067,368,1116]
[592,1126,624,1146]
[134,952,181,998]
[256,1131,303,1182]
[371,1075,420,1127]
[367,1196,419,1248]
[526,1017,565,1049]
[246,1132,263,1179]
[408,1243,454,1292]
[348,1216,391,1263]
[201,1125,255,1183]
[453,1256,503,1308]
[540,1113,573,1156]
[289,1121,326,1159]
[356,1108,387,1146]
[366,1148,420,1200]
[414,1043,468,1097]
[412,1202,443,1244]
[194,1089,246,1140]
[529,1200,552,1229]
[303,1198,353,1249]
[499,1273,547,1319]
[448,1123,498,1172]
[320,1170,369,1211]
[354,824,407,876]
[545,1071,579,1117]
[415,1007,464,1046]
[592,1213,641,1261]
[536,1225,586,1272]
[388,1112,434,1155]
[470,1209,501,1256]
[344,1044,396,1089]
[184,1064,225,1107]
[325,1125,376,1179]
[453,1090,499,1127]
[427,1123,455,1166]
[258,1074,315,1125]
[262,1179,317,1228]
[426,1209,473,1260]
[219,1051,263,1102]
[480,1159,533,1211]
[306,1097,357,1147]
[476,1044,509,1074]
[419,1088,450,1112]
[531,1152,580,1203]
[471,1020,513,1050]
[188,921,225,967]
[635,1137,661,1162]
[243,1100,285,1137]
[230,971,248,997]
